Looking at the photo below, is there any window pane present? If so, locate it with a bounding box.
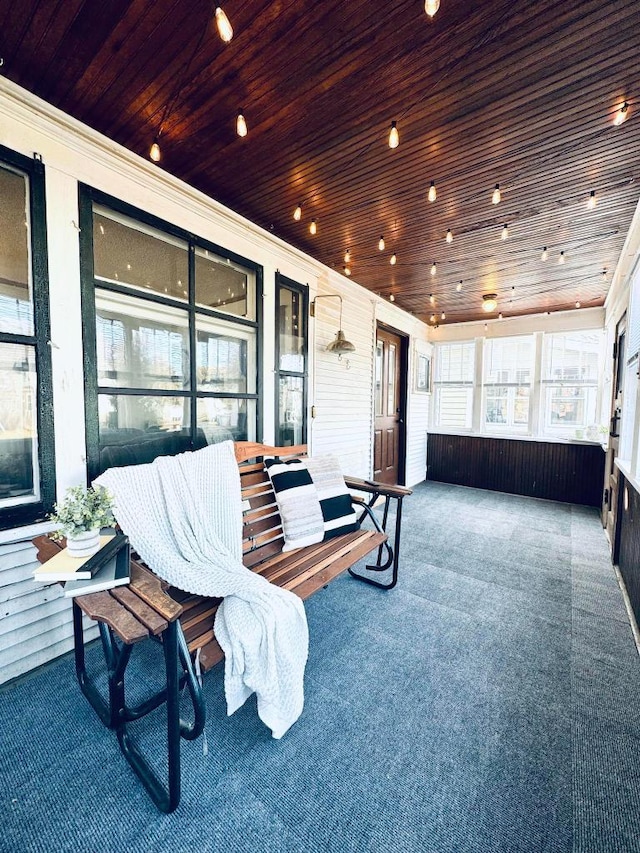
[196,315,256,393]
[0,165,33,336]
[96,289,189,391]
[542,331,601,381]
[195,248,255,321]
[435,386,473,429]
[620,359,638,460]
[197,397,256,443]
[93,207,189,301]
[0,344,39,506]
[387,344,396,414]
[278,288,304,372]
[434,341,474,383]
[277,376,304,446]
[375,341,383,416]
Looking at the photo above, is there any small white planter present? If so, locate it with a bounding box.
[66,529,101,558]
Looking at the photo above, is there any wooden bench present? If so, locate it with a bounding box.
[34,442,412,813]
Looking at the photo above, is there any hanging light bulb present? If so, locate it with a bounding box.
[482,294,498,312]
[430,314,436,323]
[236,110,247,137]
[484,323,488,332]
[378,235,385,251]
[613,101,629,126]
[428,180,437,202]
[429,293,435,305]
[424,0,440,17]
[344,265,351,276]
[310,218,317,235]
[441,311,446,320]
[390,253,397,265]
[293,204,302,221]
[389,293,395,302]
[344,248,351,263]
[492,184,501,205]
[431,261,437,276]
[215,6,233,42]
[575,301,581,308]
[498,312,503,320]
[587,190,596,210]
[541,246,548,261]
[559,250,565,264]
[388,121,399,149]
[149,139,161,162]
[446,228,453,243]
[456,281,462,292]
[501,224,509,240]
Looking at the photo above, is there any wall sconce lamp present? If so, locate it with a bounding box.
[310,294,356,356]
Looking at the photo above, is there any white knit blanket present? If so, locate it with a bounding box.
[95,441,309,739]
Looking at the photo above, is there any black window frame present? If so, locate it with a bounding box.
[275,273,308,446]
[78,185,263,482]
[0,145,55,531]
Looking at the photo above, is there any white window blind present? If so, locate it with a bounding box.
[433,341,475,429]
[541,331,602,439]
[483,336,533,432]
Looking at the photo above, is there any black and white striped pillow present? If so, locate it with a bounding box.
[266,455,359,551]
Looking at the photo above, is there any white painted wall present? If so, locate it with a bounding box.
[0,79,431,683]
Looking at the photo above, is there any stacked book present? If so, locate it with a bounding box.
[33,534,130,597]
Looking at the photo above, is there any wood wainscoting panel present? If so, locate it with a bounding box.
[617,474,640,627]
[427,434,605,507]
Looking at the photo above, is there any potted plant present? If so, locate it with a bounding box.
[50,485,115,557]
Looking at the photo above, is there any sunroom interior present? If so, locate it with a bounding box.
[2,1,640,850]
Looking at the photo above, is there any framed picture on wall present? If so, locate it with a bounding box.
[415,352,431,393]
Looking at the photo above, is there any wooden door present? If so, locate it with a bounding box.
[374,327,402,484]
[603,317,625,544]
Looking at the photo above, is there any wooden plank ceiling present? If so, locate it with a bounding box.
[1,0,639,325]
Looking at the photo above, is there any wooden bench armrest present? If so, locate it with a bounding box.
[344,476,413,498]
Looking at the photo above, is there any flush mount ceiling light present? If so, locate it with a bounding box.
[482,294,498,312]
[492,184,501,205]
[389,121,399,149]
[215,6,233,42]
[613,101,629,126]
[312,294,356,356]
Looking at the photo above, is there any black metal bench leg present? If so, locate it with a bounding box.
[349,495,405,590]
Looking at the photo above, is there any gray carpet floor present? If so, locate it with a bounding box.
[2,481,640,852]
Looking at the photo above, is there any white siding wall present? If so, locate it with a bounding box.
[0,79,430,684]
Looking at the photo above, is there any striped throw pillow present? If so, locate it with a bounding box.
[266,455,359,552]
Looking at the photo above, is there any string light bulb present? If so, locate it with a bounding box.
[541,246,548,261]
[390,253,397,265]
[501,224,509,240]
[310,219,317,235]
[431,261,437,276]
[429,293,435,305]
[344,265,351,276]
[214,6,233,43]
[430,314,436,323]
[575,301,581,308]
[498,312,503,320]
[424,0,440,17]
[613,101,629,126]
[559,250,565,264]
[587,190,596,210]
[378,235,385,251]
[293,204,302,221]
[149,139,161,162]
[344,248,351,263]
[456,281,462,292]
[492,184,501,205]
[428,181,437,202]
[446,228,453,243]
[441,312,446,320]
[482,294,498,312]
[389,293,395,302]
[389,121,399,149]
[236,110,247,137]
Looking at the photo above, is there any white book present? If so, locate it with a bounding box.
[64,537,130,598]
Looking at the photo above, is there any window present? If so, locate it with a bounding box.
[275,274,308,446]
[0,146,55,530]
[540,331,602,439]
[81,191,261,479]
[433,341,475,429]
[483,336,533,432]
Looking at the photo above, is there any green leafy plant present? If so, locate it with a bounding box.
[50,485,115,538]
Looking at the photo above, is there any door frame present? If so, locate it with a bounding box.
[375,321,409,486]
